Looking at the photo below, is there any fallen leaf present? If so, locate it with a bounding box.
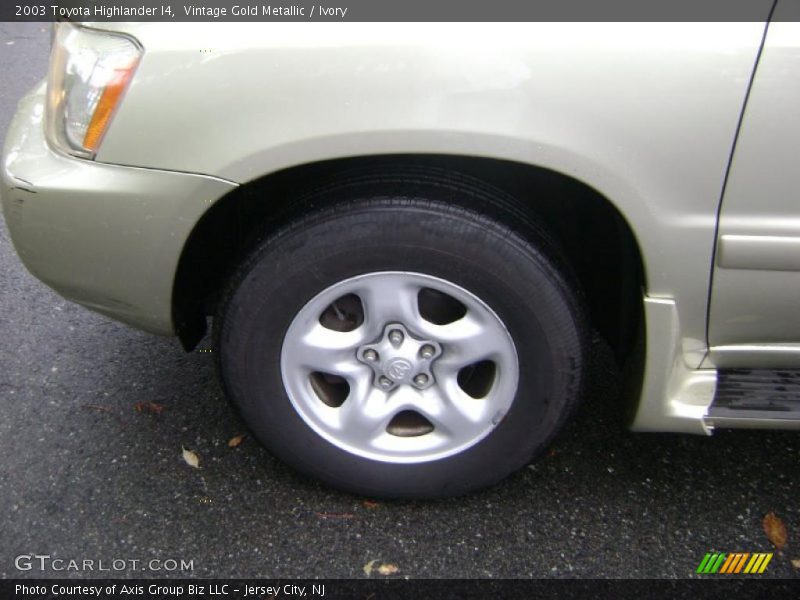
[363,500,380,510]
[792,559,800,569]
[182,446,201,469]
[315,512,355,520]
[363,559,379,577]
[763,512,788,550]
[377,563,399,576]
[135,401,165,415]
[228,434,246,448]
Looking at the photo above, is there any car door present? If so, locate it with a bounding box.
[708,4,800,370]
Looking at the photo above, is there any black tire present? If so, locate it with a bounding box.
[215,177,587,498]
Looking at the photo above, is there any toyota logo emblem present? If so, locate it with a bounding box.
[385,358,413,381]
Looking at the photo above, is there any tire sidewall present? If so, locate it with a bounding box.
[217,201,584,497]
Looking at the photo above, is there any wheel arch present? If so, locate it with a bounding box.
[173,154,646,372]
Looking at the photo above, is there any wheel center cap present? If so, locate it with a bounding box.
[386,358,413,382]
[356,323,442,391]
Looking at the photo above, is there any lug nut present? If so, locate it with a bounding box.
[420,345,436,359]
[388,329,404,345]
[363,349,379,362]
[413,373,429,386]
[379,376,393,389]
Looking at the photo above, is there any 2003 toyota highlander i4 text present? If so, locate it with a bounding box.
[2,16,799,498]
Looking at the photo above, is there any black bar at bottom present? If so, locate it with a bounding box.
[3,578,799,600]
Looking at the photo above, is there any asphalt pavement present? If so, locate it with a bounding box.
[0,23,798,580]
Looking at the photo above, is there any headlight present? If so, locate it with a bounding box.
[46,24,142,159]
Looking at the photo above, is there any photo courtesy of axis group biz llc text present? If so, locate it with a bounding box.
[16,583,326,597]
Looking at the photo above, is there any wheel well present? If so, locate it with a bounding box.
[173,155,645,364]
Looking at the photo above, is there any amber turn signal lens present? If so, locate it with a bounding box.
[83,62,138,152]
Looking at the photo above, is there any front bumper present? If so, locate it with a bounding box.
[1,83,237,335]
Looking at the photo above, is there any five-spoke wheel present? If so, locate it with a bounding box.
[280,271,519,463]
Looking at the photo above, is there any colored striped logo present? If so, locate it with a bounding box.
[696,552,773,574]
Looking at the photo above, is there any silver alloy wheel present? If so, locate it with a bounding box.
[280,271,519,463]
